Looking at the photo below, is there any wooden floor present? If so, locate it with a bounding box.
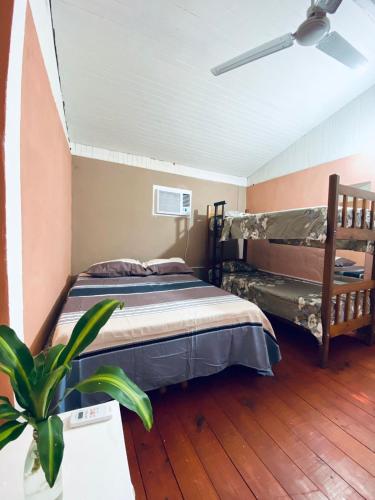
[121,324,375,499]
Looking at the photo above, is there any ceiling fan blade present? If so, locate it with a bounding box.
[353,0,375,21]
[316,31,368,68]
[211,33,294,76]
[315,0,344,13]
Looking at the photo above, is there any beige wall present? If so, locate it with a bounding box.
[21,5,72,351]
[72,156,245,275]
[246,154,374,281]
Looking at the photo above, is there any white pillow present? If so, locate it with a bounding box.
[143,257,186,267]
[143,258,192,275]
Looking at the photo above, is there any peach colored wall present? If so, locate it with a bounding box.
[21,5,71,351]
[247,154,375,281]
[0,0,14,402]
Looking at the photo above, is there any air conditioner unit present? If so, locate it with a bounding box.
[153,185,192,216]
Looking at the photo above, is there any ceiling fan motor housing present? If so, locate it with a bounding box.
[295,10,331,46]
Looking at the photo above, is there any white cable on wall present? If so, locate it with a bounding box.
[184,215,192,262]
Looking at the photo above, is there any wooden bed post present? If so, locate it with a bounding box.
[213,203,219,284]
[369,248,375,345]
[243,239,248,262]
[321,174,340,368]
[208,201,226,286]
[218,202,225,287]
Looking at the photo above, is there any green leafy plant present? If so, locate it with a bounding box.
[0,299,153,487]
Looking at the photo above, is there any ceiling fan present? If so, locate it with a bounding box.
[211,0,374,76]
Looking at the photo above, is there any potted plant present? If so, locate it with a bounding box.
[0,299,153,499]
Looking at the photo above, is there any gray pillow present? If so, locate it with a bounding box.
[335,257,356,267]
[85,259,150,277]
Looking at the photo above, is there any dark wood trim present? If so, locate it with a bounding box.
[361,198,367,228]
[339,184,375,202]
[320,175,375,366]
[207,201,226,286]
[341,194,348,228]
[370,236,375,345]
[243,239,248,262]
[213,203,219,279]
[320,174,340,368]
[330,314,372,337]
[336,227,375,241]
[332,280,375,295]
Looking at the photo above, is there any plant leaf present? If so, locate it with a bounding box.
[34,351,46,370]
[0,325,34,374]
[31,351,46,384]
[13,368,37,413]
[0,326,36,412]
[73,366,153,431]
[51,300,122,369]
[44,345,65,372]
[0,396,22,421]
[0,420,27,450]
[36,415,64,488]
[0,362,13,378]
[0,364,35,413]
[33,366,69,420]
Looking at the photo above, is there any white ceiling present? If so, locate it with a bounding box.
[52,0,375,178]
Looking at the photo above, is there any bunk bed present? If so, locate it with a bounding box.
[207,174,375,367]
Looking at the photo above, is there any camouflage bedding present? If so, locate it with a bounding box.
[216,206,374,253]
[222,270,369,343]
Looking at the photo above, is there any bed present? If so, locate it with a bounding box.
[218,206,373,253]
[208,174,375,367]
[222,269,369,343]
[53,272,281,411]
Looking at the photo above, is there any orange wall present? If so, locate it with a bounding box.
[20,5,71,350]
[246,154,375,281]
[0,0,14,402]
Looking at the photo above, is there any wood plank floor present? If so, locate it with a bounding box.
[121,324,375,499]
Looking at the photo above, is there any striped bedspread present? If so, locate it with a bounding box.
[52,273,275,355]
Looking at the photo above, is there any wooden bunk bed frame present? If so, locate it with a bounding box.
[207,174,375,367]
[207,200,225,287]
[321,175,375,366]
[207,201,248,287]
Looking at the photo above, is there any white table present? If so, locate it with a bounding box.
[0,401,135,499]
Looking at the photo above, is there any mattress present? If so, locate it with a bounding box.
[53,273,276,353]
[217,206,374,253]
[222,270,368,344]
[52,273,281,408]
